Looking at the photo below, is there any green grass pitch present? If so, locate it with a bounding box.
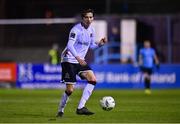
[0,89,180,123]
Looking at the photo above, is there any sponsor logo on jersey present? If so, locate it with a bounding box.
[70,33,76,38]
[77,41,89,46]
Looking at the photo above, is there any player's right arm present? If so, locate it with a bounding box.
[67,29,78,57]
[138,49,143,67]
[67,28,87,66]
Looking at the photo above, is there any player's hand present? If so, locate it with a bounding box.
[133,62,139,67]
[156,63,160,70]
[75,56,87,66]
[99,37,107,46]
[139,65,143,70]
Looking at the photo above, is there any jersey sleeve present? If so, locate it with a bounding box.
[67,28,78,57]
[90,28,98,49]
[152,49,156,56]
[139,49,143,56]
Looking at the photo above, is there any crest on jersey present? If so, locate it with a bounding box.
[70,33,76,38]
[90,33,93,37]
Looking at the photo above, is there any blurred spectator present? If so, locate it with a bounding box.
[48,43,60,65]
[45,9,54,25]
[45,10,53,18]
[109,26,120,42]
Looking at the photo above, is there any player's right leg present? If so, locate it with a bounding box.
[56,84,74,117]
[144,73,151,94]
[56,62,76,117]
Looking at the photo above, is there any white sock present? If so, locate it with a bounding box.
[58,92,69,113]
[78,83,95,109]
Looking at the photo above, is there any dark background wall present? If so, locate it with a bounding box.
[0,0,180,63]
[0,0,180,19]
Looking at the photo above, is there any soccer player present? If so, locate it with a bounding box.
[139,40,159,94]
[48,43,60,65]
[56,9,107,117]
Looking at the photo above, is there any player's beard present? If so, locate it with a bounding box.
[82,21,91,29]
[86,21,91,26]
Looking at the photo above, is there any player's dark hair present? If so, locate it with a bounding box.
[81,9,94,18]
[144,40,151,43]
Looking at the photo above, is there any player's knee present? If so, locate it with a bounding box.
[145,77,150,83]
[88,78,97,85]
[88,75,97,82]
[65,89,73,96]
[86,71,97,85]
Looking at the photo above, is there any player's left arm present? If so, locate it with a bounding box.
[154,53,160,69]
[98,37,108,47]
[90,28,107,49]
[90,37,107,49]
[138,49,143,67]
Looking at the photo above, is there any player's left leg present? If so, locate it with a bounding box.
[76,70,96,115]
[56,84,74,117]
[144,73,151,94]
[144,73,151,88]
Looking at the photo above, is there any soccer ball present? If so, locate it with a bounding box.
[100,96,115,111]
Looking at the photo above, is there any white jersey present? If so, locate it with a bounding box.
[61,23,98,63]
